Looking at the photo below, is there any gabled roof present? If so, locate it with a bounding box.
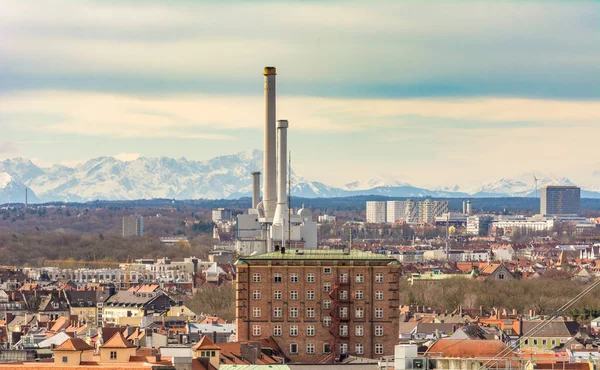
[192,336,220,350]
[101,332,136,349]
[522,320,580,337]
[54,338,94,352]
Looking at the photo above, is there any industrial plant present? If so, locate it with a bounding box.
[235,67,317,255]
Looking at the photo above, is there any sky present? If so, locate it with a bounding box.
[0,0,599,188]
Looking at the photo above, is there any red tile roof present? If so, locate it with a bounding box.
[54,338,94,352]
[101,332,135,349]
[426,339,515,358]
[192,336,220,350]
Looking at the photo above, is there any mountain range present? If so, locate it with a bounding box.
[0,150,599,203]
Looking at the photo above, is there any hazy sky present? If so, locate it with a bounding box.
[1,0,599,188]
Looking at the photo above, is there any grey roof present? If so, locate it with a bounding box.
[105,291,161,307]
[416,323,457,335]
[522,321,580,337]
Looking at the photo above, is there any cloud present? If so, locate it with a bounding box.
[1,90,598,139]
[0,141,18,154]
[1,1,599,99]
[113,152,141,162]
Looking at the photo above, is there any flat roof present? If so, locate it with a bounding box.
[238,249,395,261]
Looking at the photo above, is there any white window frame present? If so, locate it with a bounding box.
[274,290,282,300]
[307,325,315,336]
[355,325,364,336]
[290,307,299,318]
[306,290,315,300]
[375,344,384,355]
[306,343,315,354]
[252,273,261,283]
[355,307,364,318]
[252,325,261,336]
[290,273,299,283]
[290,325,298,336]
[355,273,364,283]
[307,273,315,283]
[252,290,261,300]
[375,290,384,300]
[253,307,261,318]
[273,325,282,336]
[375,273,384,283]
[375,308,384,318]
[306,307,315,318]
[355,290,363,300]
[375,325,384,336]
[290,290,298,300]
[273,307,282,318]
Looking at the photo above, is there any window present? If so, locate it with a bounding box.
[524,339,529,345]
[355,343,364,355]
[306,343,315,354]
[375,325,384,336]
[274,325,282,336]
[324,283,331,292]
[307,325,315,336]
[273,307,282,318]
[290,307,299,318]
[355,273,364,283]
[323,316,332,327]
[110,351,117,360]
[355,290,363,300]
[62,356,68,363]
[339,325,348,336]
[355,325,364,336]
[375,344,384,355]
[290,343,298,354]
[375,290,384,300]
[274,273,282,283]
[340,343,348,354]
[339,307,348,318]
[307,273,315,283]
[274,290,282,300]
[340,290,348,300]
[290,325,298,336]
[375,308,384,318]
[306,290,315,300]
[551,339,556,346]
[533,339,538,346]
[375,273,384,283]
[307,307,315,318]
[290,273,299,283]
[323,343,331,354]
[252,290,261,300]
[290,290,298,300]
[323,300,332,309]
[339,273,348,283]
[498,273,505,280]
[355,307,364,318]
[253,325,261,336]
[323,267,332,274]
[253,273,261,283]
[252,307,261,318]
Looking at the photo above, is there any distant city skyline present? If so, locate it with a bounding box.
[1,1,599,188]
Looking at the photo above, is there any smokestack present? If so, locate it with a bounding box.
[273,120,288,226]
[263,67,277,220]
[251,172,261,209]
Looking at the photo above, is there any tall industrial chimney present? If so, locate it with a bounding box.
[263,67,277,220]
[251,171,261,209]
[273,120,288,226]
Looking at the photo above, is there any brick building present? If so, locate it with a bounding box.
[236,249,400,363]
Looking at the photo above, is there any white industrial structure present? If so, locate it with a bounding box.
[235,67,317,256]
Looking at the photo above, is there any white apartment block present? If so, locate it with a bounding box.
[366,201,387,223]
[387,201,406,223]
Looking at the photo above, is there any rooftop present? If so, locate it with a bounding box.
[238,249,395,261]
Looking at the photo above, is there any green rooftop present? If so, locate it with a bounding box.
[238,249,395,261]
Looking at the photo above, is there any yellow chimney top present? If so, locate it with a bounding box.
[264,67,277,75]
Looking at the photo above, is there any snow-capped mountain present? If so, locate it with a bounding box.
[466,173,577,197]
[0,172,39,204]
[1,154,600,203]
[344,176,411,191]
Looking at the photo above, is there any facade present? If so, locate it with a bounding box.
[366,201,387,223]
[122,215,143,237]
[541,186,581,216]
[466,215,493,236]
[386,201,406,223]
[419,200,449,224]
[213,208,233,222]
[236,249,400,363]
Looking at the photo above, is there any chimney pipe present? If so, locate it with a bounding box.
[273,120,288,225]
[251,172,261,209]
[263,67,277,220]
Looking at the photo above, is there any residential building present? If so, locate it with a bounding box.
[419,199,449,224]
[541,186,581,216]
[466,215,493,236]
[102,291,174,325]
[236,249,400,362]
[366,201,387,223]
[386,201,406,223]
[122,215,143,237]
[213,208,233,222]
[520,320,579,350]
